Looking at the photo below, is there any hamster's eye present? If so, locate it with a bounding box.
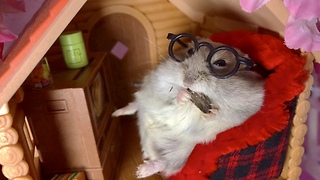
[213,59,227,67]
[187,48,195,56]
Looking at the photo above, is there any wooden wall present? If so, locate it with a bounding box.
[46,0,197,63]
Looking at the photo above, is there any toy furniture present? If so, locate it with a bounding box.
[22,53,122,180]
[0,0,318,179]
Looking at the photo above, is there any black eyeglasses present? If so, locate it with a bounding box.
[167,33,254,79]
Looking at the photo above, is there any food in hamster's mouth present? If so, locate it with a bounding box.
[187,88,212,114]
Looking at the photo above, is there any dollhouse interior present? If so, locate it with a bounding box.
[0,0,319,179]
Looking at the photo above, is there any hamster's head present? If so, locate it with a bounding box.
[169,37,264,107]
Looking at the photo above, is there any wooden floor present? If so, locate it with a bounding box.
[117,117,163,180]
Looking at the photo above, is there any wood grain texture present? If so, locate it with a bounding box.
[118,117,163,180]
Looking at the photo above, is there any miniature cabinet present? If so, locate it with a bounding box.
[22,53,121,179]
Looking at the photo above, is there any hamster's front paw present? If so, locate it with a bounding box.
[135,160,165,179]
[209,105,218,115]
[177,88,191,104]
[203,105,218,120]
[112,102,138,116]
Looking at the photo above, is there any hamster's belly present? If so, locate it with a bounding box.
[136,102,202,160]
[138,102,206,140]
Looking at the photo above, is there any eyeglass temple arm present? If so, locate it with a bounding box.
[167,33,188,48]
[239,56,255,70]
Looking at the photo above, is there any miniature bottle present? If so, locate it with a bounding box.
[59,31,88,69]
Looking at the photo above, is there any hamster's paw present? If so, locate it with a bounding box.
[203,105,218,120]
[111,109,124,117]
[177,88,191,104]
[136,164,156,179]
[112,102,138,116]
[135,160,165,179]
[209,105,218,115]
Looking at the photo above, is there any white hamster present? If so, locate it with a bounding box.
[112,35,265,178]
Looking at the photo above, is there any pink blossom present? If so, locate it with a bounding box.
[0,15,18,43]
[282,0,320,51]
[284,17,320,51]
[283,0,320,20]
[239,0,320,52]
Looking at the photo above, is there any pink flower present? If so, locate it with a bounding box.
[284,17,320,51]
[239,0,320,52]
[283,0,320,20]
[283,0,320,51]
[0,15,18,43]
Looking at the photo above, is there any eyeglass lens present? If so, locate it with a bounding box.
[209,49,238,77]
[169,35,197,62]
[167,33,253,78]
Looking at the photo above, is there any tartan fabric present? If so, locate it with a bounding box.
[210,126,289,180]
[210,98,296,180]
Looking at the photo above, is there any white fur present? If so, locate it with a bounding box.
[112,38,265,178]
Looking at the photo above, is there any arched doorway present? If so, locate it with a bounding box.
[85,5,157,108]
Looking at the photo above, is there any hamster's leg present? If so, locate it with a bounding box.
[136,159,165,178]
[112,102,138,116]
[137,116,158,160]
[136,139,195,178]
[138,126,154,160]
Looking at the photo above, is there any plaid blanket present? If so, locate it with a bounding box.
[210,125,290,180]
[210,99,296,180]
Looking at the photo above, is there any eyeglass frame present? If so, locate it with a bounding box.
[166,33,254,79]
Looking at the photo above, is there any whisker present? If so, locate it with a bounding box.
[139,35,168,62]
[141,36,158,49]
[229,38,246,49]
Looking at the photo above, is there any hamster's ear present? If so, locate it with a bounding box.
[196,37,225,48]
[209,41,225,48]
[238,51,249,58]
[195,36,210,43]
[195,36,202,41]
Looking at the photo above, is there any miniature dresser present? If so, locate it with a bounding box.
[22,53,121,179]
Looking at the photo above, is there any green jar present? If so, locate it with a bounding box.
[59,31,88,69]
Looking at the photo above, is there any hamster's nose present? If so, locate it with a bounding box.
[183,74,196,87]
